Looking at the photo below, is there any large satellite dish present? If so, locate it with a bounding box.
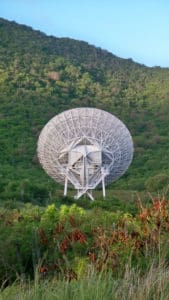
[37,108,134,200]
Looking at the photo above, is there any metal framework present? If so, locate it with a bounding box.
[37,108,134,200]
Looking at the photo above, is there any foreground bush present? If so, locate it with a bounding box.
[0,197,169,285]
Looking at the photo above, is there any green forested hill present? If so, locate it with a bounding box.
[0,18,169,203]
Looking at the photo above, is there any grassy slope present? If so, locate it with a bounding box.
[2,265,169,300]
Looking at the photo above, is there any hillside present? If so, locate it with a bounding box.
[0,17,169,203]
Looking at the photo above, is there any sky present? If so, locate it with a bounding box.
[1,0,169,67]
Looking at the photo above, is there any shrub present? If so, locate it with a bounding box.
[145,173,169,191]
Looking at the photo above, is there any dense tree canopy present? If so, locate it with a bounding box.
[0,18,169,202]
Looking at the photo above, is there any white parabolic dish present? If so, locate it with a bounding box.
[37,107,134,200]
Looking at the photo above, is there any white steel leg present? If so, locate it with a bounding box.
[102,175,106,198]
[64,176,68,196]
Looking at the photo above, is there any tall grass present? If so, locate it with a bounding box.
[1,263,169,300]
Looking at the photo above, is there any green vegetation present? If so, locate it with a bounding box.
[1,197,169,299]
[0,18,169,203]
[2,264,169,300]
[0,18,169,298]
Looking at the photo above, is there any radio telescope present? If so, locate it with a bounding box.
[37,108,134,200]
